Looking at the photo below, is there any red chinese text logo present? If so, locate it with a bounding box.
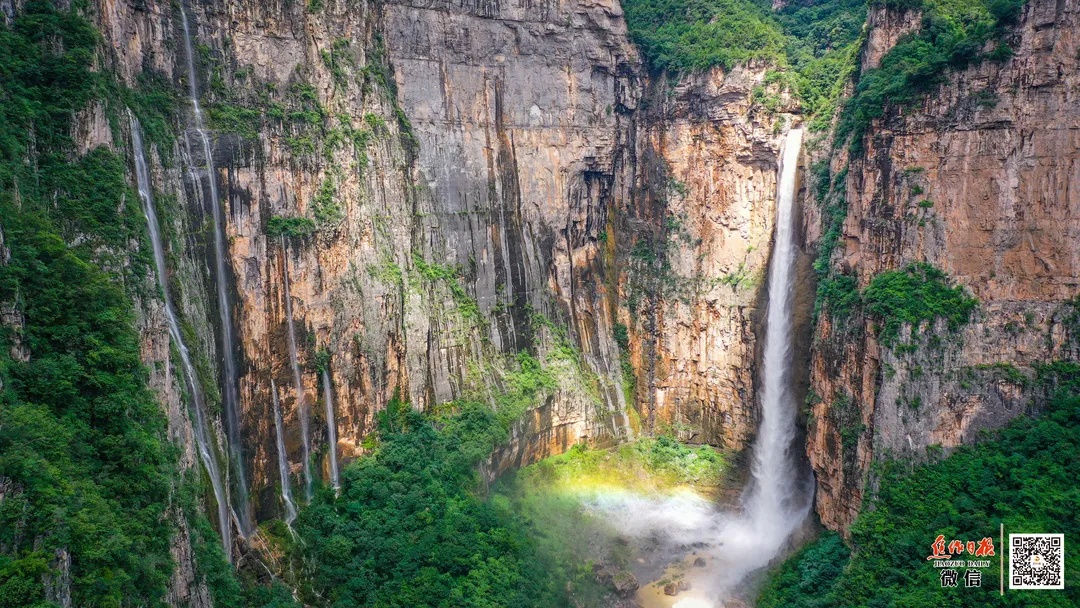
[927,534,995,560]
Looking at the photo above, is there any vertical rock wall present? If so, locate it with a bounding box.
[74,0,796,586]
[805,0,1080,532]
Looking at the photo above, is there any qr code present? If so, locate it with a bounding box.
[1010,534,1065,589]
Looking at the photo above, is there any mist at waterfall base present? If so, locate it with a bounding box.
[579,130,813,605]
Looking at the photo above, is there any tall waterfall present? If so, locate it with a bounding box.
[178,4,251,533]
[281,237,313,501]
[271,379,298,524]
[580,129,813,604]
[743,127,812,548]
[321,368,340,493]
[131,117,234,562]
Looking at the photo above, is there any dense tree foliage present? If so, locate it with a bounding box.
[0,4,177,605]
[621,0,787,72]
[293,396,566,607]
[621,0,866,126]
[862,262,978,345]
[759,365,1080,607]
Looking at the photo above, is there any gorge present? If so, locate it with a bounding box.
[1,0,1078,606]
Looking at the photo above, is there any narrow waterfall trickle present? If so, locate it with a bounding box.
[743,127,812,545]
[178,4,251,534]
[281,236,313,501]
[321,368,340,493]
[131,116,234,562]
[271,379,298,524]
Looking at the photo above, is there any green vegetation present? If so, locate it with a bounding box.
[510,436,726,493]
[837,0,1027,152]
[266,215,317,238]
[367,256,405,286]
[613,322,637,408]
[311,178,344,228]
[207,103,262,139]
[0,5,176,604]
[759,365,1080,607]
[757,532,850,608]
[121,71,182,157]
[809,159,858,325]
[622,0,866,126]
[293,396,565,607]
[621,0,786,72]
[412,253,482,324]
[862,262,978,346]
[827,392,864,459]
[490,351,558,429]
[775,0,867,129]
[816,274,861,321]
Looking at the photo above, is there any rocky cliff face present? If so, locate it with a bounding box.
[805,0,1080,532]
[619,67,794,450]
[75,0,793,567]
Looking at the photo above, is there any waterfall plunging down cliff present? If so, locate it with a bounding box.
[579,129,813,605]
[281,237,313,501]
[688,129,813,596]
[741,127,813,551]
[322,368,340,493]
[132,116,235,562]
[178,4,252,534]
[271,379,298,524]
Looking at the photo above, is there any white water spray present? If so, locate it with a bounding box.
[178,3,251,533]
[271,379,298,524]
[742,127,812,546]
[281,236,313,501]
[321,368,340,493]
[581,130,812,603]
[131,116,234,562]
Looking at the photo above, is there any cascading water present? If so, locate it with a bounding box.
[281,237,313,501]
[581,130,812,605]
[321,368,341,493]
[131,116,234,562]
[742,127,812,547]
[178,4,251,534]
[271,379,298,524]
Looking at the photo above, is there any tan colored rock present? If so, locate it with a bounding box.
[806,0,1080,533]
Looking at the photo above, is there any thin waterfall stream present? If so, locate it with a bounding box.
[271,379,298,524]
[131,116,235,562]
[321,368,340,493]
[281,236,313,501]
[178,3,251,534]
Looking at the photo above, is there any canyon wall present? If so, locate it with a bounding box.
[805,0,1080,532]
[73,0,793,569]
[619,68,794,449]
